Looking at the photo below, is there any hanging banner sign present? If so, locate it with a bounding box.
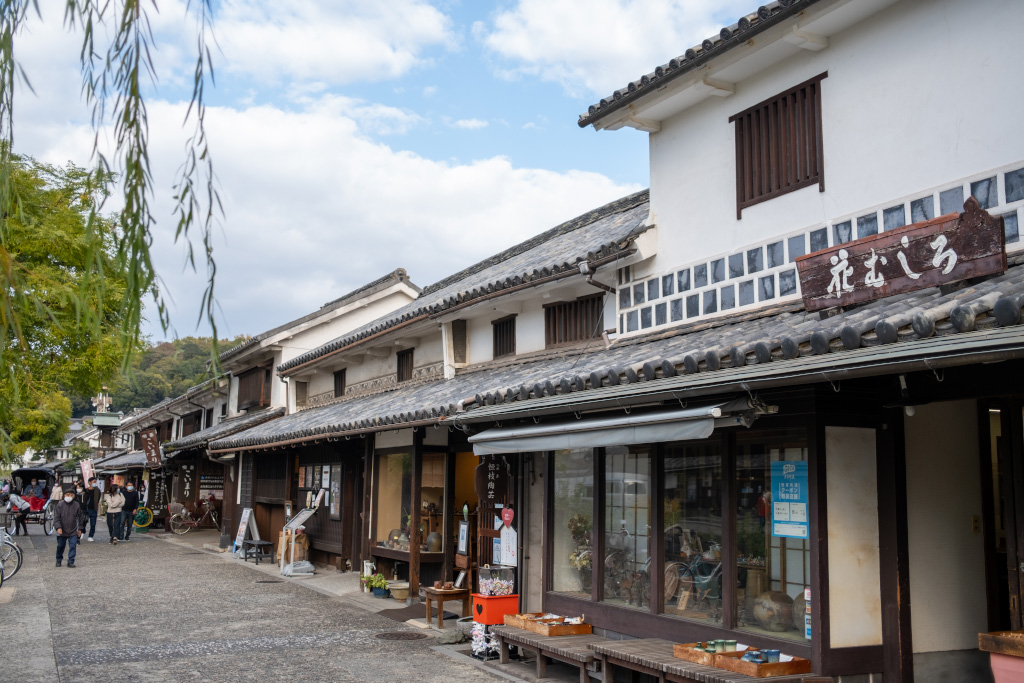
[771,461,809,539]
[797,197,1005,311]
[474,454,509,504]
[80,459,94,483]
[140,428,162,467]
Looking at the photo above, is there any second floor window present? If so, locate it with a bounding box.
[333,369,347,399]
[730,72,827,218]
[238,366,272,410]
[544,294,604,348]
[295,381,309,408]
[492,315,516,358]
[397,348,414,382]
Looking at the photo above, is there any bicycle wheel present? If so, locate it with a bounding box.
[1,540,22,581]
[43,503,55,536]
[133,507,154,527]
[168,513,191,535]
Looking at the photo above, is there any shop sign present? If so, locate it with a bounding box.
[474,454,509,504]
[139,428,162,466]
[80,459,94,483]
[796,197,1006,312]
[771,461,808,539]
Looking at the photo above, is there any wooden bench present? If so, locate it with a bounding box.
[490,624,610,683]
[588,638,826,683]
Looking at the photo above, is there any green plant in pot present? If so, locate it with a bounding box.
[363,573,390,598]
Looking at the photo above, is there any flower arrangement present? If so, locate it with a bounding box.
[567,514,592,546]
[569,548,591,570]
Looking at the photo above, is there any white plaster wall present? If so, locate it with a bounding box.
[648,0,1024,271]
[905,400,986,653]
[825,426,882,648]
[468,315,495,365]
[375,429,413,449]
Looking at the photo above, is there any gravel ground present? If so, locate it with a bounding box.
[3,522,508,682]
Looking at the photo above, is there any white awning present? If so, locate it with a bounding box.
[469,399,755,455]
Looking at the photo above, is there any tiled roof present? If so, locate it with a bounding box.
[218,268,419,364]
[210,259,1024,452]
[164,407,286,453]
[277,190,652,374]
[94,451,148,470]
[578,0,822,128]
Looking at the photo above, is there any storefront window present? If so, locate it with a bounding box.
[552,449,594,597]
[736,429,810,642]
[420,453,445,552]
[602,446,651,609]
[375,452,412,551]
[662,441,723,624]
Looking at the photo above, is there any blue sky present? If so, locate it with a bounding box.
[14,0,754,341]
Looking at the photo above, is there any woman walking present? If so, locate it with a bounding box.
[103,484,125,545]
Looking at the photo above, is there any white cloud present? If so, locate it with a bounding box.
[422,85,438,97]
[215,0,457,86]
[476,0,754,96]
[453,118,489,130]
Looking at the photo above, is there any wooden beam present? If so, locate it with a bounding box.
[877,408,914,682]
[693,77,735,97]
[444,450,456,583]
[410,429,424,596]
[783,26,829,51]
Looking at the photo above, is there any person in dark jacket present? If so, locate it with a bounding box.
[121,482,140,542]
[54,487,84,568]
[83,477,101,541]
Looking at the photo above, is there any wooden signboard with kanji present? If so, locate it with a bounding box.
[139,428,162,467]
[474,453,509,505]
[796,197,1006,311]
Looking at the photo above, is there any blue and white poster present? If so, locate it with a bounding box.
[771,461,809,539]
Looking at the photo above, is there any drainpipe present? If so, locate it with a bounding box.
[579,261,615,294]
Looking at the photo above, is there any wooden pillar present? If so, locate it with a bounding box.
[410,429,424,595]
[877,408,913,682]
[360,436,373,567]
[649,445,664,616]
[443,449,456,582]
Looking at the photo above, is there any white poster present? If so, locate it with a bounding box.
[500,524,518,567]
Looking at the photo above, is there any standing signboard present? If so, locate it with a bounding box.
[139,428,162,467]
[234,507,260,549]
[771,461,809,539]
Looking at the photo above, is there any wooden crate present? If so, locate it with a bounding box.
[503,613,545,629]
[672,643,717,666]
[523,618,593,636]
[713,651,812,678]
[979,631,1024,657]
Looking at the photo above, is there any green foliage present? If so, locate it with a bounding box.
[108,334,247,413]
[361,573,389,590]
[68,439,93,462]
[0,153,139,459]
[0,2,220,455]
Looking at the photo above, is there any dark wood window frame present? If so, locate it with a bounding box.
[295,381,309,408]
[543,293,604,348]
[237,365,272,410]
[397,348,414,383]
[333,368,347,399]
[730,72,827,219]
[492,314,517,358]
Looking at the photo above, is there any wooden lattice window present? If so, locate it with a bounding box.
[397,348,414,382]
[544,294,604,348]
[730,72,827,218]
[237,366,271,410]
[333,369,347,399]
[492,315,516,358]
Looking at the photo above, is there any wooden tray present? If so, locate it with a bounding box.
[523,618,593,636]
[672,643,717,666]
[979,630,1024,657]
[503,613,545,629]
[712,651,812,678]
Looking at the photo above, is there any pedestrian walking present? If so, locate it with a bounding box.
[54,487,83,568]
[122,482,139,542]
[104,484,125,545]
[83,477,101,541]
[4,489,32,535]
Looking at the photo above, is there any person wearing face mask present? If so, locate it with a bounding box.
[24,478,44,498]
[55,486,84,567]
[83,477,101,541]
[121,482,139,542]
[103,484,125,545]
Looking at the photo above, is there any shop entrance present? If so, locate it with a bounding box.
[982,399,1024,631]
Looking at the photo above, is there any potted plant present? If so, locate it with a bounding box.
[363,572,390,598]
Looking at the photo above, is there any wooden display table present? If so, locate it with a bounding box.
[423,587,470,629]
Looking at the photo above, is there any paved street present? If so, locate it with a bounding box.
[3,523,508,682]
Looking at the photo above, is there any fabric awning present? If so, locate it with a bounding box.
[469,399,756,455]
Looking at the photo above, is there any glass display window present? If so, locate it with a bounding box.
[602,446,652,610]
[375,451,412,551]
[552,448,594,597]
[420,453,445,552]
[662,440,723,624]
[735,428,810,642]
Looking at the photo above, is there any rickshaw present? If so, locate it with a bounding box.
[4,466,59,535]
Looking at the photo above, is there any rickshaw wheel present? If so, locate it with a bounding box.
[43,502,55,536]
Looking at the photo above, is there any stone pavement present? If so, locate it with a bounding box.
[1,522,514,682]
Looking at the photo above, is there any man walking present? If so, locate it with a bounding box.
[122,482,139,542]
[83,477,101,541]
[55,487,83,568]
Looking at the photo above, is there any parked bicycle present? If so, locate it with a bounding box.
[168,496,220,535]
[0,512,24,582]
